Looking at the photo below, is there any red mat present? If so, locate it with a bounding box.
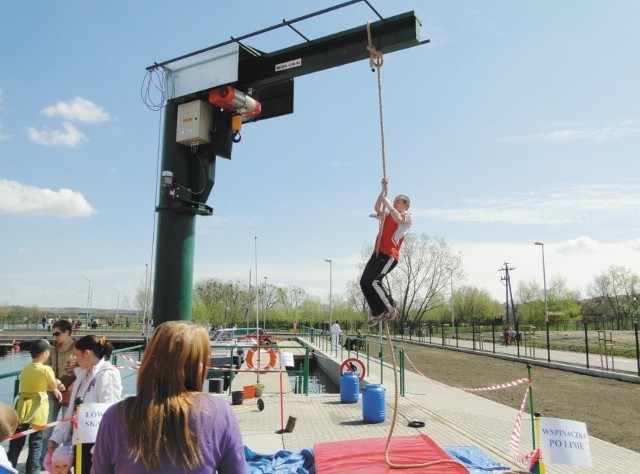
[314,434,469,473]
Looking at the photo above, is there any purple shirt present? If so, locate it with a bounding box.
[90,394,246,474]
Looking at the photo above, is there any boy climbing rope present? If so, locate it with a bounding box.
[360,177,412,327]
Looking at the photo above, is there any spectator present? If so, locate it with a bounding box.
[43,445,73,474]
[91,321,246,473]
[330,320,342,350]
[40,320,77,469]
[47,335,122,474]
[8,340,62,474]
[503,324,512,346]
[0,402,19,473]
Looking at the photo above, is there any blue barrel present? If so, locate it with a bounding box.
[340,371,359,403]
[362,384,386,423]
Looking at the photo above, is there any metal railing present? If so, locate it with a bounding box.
[0,345,145,401]
[210,342,311,395]
[387,320,640,378]
[296,326,405,396]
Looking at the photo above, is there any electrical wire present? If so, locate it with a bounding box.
[140,67,167,111]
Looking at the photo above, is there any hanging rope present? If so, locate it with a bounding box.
[381,321,466,471]
[367,22,465,471]
[366,21,387,182]
[367,21,387,257]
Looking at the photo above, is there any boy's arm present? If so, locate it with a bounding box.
[380,196,407,224]
[45,367,63,401]
[374,178,389,215]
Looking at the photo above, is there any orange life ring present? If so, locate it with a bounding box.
[245,346,277,373]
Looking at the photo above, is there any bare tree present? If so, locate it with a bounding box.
[277,285,306,311]
[454,286,501,324]
[587,265,640,329]
[193,279,225,325]
[345,279,368,318]
[134,277,152,321]
[387,233,463,327]
[516,279,542,324]
[518,276,581,326]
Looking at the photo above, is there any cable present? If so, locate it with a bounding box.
[140,67,167,111]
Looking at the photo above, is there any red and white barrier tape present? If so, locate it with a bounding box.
[404,353,530,392]
[8,415,75,440]
[115,353,141,366]
[404,352,536,467]
[115,353,235,372]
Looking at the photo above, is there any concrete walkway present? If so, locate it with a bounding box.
[236,336,640,473]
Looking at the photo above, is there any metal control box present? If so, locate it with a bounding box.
[176,100,213,146]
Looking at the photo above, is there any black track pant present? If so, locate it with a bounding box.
[360,252,397,317]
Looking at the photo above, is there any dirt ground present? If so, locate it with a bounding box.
[394,341,640,453]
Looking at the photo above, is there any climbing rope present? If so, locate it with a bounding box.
[367,24,464,469]
[367,22,387,258]
[366,21,387,182]
[382,321,467,470]
[365,23,513,472]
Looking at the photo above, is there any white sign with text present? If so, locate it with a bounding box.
[539,417,592,467]
[76,403,110,444]
[280,352,295,368]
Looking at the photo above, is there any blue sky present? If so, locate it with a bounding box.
[1,1,639,310]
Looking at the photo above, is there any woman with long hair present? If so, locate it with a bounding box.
[91,321,246,473]
[47,334,122,473]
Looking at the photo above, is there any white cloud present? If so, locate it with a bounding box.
[416,182,640,226]
[504,121,640,143]
[26,121,87,147]
[0,125,10,141]
[556,236,599,253]
[42,96,110,123]
[452,238,640,301]
[0,179,96,218]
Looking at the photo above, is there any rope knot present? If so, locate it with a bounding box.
[367,46,384,70]
[366,22,384,71]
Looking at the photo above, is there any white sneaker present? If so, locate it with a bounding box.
[383,307,396,321]
[367,313,384,327]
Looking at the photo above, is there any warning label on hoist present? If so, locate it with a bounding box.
[275,58,302,72]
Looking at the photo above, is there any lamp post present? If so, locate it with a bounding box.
[263,276,268,331]
[447,268,455,329]
[86,279,92,329]
[534,242,551,362]
[142,263,149,334]
[325,259,332,323]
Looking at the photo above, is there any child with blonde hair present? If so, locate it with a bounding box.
[0,402,19,473]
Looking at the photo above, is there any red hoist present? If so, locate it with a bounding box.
[208,86,262,142]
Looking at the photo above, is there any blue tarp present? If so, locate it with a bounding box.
[245,446,315,474]
[443,446,510,474]
[244,444,506,473]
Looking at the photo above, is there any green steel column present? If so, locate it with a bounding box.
[153,210,195,323]
[152,101,197,324]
